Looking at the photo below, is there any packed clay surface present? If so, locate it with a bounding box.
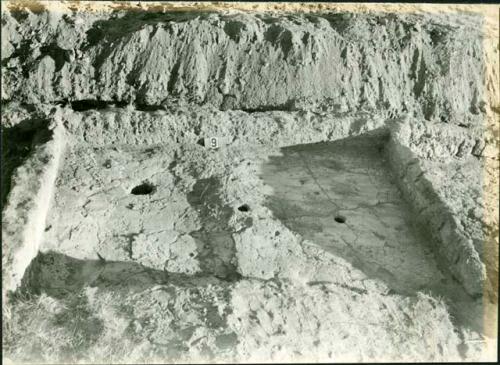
[1,1,498,363]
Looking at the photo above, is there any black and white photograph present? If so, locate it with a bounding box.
[1,1,499,363]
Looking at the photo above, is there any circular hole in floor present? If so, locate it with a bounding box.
[334,215,346,224]
[131,182,155,195]
[238,204,250,212]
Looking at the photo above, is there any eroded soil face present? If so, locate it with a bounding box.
[2,2,498,363]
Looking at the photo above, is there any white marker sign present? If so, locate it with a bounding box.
[209,137,218,149]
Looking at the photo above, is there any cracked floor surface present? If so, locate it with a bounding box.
[261,133,484,335]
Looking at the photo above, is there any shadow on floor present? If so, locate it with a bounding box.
[259,132,484,334]
[18,250,225,300]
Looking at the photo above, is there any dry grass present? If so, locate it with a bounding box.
[383,292,462,361]
[3,291,105,364]
[3,282,481,363]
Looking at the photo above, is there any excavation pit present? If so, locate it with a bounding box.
[131,182,155,195]
[237,204,250,212]
[334,215,346,223]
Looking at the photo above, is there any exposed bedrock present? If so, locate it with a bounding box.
[1,5,489,125]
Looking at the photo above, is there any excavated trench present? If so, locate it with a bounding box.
[2,112,493,364]
[2,4,498,363]
[2,103,493,362]
[14,119,482,334]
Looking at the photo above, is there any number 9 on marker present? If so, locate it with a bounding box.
[209,137,218,149]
